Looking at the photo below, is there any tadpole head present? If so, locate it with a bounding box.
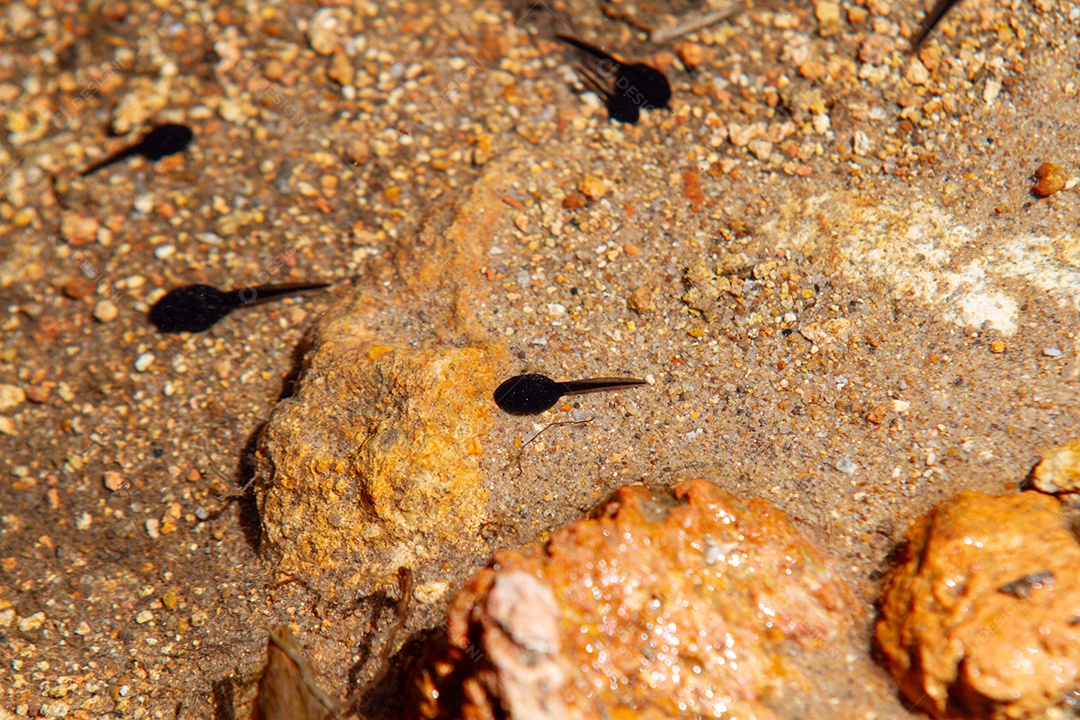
[137,124,194,161]
[149,284,236,333]
[494,374,564,415]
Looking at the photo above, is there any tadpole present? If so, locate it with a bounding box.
[81,123,194,176]
[149,282,330,334]
[575,65,641,124]
[494,373,646,415]
[910,0,962,49]
[556,34,672,114]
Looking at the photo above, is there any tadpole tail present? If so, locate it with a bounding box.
[231,282,333,307]
[560,377,647,397]
[79,146,137,176]
[910,0,962,50]
[555,34,620,66]
[574,63,610,100]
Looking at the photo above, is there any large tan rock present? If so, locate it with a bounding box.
[255,156,517,599]
[876,491,1080,719]
[408,479,857,720]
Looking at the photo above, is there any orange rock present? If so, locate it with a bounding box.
[408,479,856,719]
[876,491,1080,719]
[1032,161,1067,198]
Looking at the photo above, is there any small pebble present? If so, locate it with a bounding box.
[194,506,209,520]
[145,518,161,538]
[134,352,155,372]
[25,385,50,403]
[1044,347,1063,358]
[1032,162,1067,198]
[836,457,857,475]
[38,702,68,718]
[135,609,154,624]
[63,275,97,300]
[990,340,1006,354]
[578,175,608,201]
[628,286,657,314]
[161,590,178,610]
[103,471,124,492]
[154,244,176,259]
[0,384,25,411]
[18,611,45,632]
[93,299,119,323]
[75,512,92,530]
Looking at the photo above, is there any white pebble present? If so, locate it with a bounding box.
[154,244,176,259]
[135,610,154,624]
[836,458,857,475]
[75,512,92,530]
[134,194,154,214]
[145,518,161,538]
[134,353,154,372]
[1043,347,1063,358]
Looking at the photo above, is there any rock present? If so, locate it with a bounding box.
[257,341,499,596]
[1032,161,1067,198]
[681,260,729,316]
[327,50,354,87]
[103,471,125,492]
[62,275,96,299]
[626,286,656,314]
[409,479,856,719]
[577,175,608,201]
[858,33,894,65]
[93,299,119,323]
[110,78,171,135]
[59,214,100,247]
[306,7,352,56]
[0,384,25,412]
[18,611,45,632]
[256,158,519,599]
[1032,437,1080,494]
[815,1,843,37]
[876,491,1080,720]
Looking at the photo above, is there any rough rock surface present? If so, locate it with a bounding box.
[409,479,857,719]
[255,162,516,599]
[876,491,1080,719]
[1032,437,1080,495]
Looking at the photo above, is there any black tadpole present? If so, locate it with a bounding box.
[575,65,641,124]
[149,282,330,334]
[494,373,646,416]
[556,34,672,116]
[80,124,194,176]
[910,0,962,49]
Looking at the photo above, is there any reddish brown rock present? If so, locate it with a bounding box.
[876,491,1080,719]
[1032,162,1067,198]
[408,479,857,720]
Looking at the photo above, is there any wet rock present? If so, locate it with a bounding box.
[876,491,1080,720]
[409,479,856,720]
[1032,437,1080,495]
[256,158,518,600]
